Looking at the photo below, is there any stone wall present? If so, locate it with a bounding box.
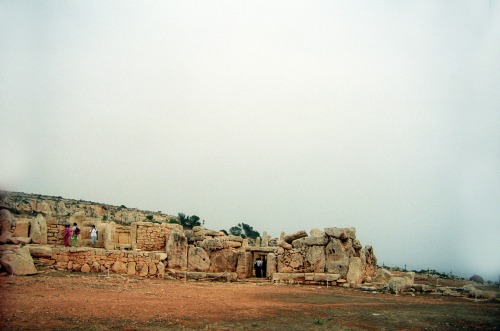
[1,192,378,285]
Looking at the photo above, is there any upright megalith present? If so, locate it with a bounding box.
[325,238,350,277]
[165,224,188,269]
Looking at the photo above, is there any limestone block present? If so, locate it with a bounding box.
[223,241,242,249]
[13,220,30,237]
[208,249,239,272]
[324,227,356,240]
[266,253,277,277]
[138,263,149,277]
[81,263,91,273]
[127,262,136,275]
[149,262,157,276]
[165,230,188,269]
[346,257,364,285]
[325,239,350,277]
[305,273,315,281]
[282,230,308,244]
[188,246,210,272]
[111,261,127,274]
[0,245,38,275]
[28,245,53,258]
[157,262,165,278]
[200,238,224,251]
[236,251,253,279]
[292,235,328,248]
[305,245,325,273]
[278,241,292,250]
[272,273,305,283]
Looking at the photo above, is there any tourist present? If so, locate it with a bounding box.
[254,257,263,278]
[90,225,98,247]
[63,224,72,247]
[71,222,80,247]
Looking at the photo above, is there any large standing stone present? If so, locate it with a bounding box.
[188,246,210,272]
[363,245,377,278]
[388,272,415,293]
[0,245,37,275]
[305,246,325,273]
[149,262,157,276]
[208,249,239,272]
[266,253,277,277]
[325,239,350,277]
[0,210,14,244]
[282,230,308,244]
[236,251,253,279]
[346,257,364,285]
[165,227,188,269]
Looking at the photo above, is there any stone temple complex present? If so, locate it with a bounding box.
[0,192,377,287]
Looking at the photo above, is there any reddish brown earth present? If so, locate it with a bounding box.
[0,270,498,330]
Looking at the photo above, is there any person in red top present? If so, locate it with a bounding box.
[63,224,72,247]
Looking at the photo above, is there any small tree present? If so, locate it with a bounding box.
[229,226,243,237]
[177,213,202,229]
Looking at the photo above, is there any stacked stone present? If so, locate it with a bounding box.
[46,220,63,245]
[186,226,243,273]
[135,222,167,251]
[43,247,166,278]
[274,227,377,286]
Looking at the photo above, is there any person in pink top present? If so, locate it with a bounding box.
[63,224,72,247]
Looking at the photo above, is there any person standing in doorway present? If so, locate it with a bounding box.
[90,225,98,247]
[254,257,263,278]
[262,256,267,278]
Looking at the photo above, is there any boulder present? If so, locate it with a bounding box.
[282,230,308,244]
[188,246,210,272]
[388,272,415,293]
[0,245,38,275]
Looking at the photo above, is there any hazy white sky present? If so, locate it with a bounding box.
[1,1,499,280]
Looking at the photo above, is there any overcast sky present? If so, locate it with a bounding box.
[1,1,499,281]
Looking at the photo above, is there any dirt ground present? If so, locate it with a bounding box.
[0,270,498,331]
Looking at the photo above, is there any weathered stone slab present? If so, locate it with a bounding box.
[188,246,210,272]
[282,230,308,244]
[0,245,37,275]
